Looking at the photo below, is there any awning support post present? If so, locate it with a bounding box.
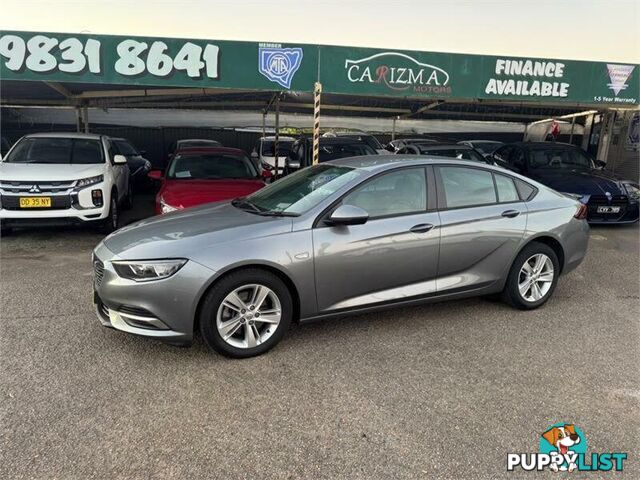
[392,117,397,141]
[82,106,89,133]
[312,82,322,165]
[274,93,280,176]
[76,107,82,132]
[569,116,576,144]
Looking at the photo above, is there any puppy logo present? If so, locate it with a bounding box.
[541,424,583,472]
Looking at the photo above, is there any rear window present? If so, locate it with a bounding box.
[167,153,257,180]
[177,140,221,149]
[319,144,376,162]
[419,147,486,163]
[261,140,293,156]
[3,137,104,164]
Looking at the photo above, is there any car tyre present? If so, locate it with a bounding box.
[102,194,119,234]
[502,242,560,310]
[199,269,293,358]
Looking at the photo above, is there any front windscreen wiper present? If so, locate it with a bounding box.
[231,198,262,213]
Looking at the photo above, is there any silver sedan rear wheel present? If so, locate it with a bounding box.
[216,284,282,349]
[518,253,554,302]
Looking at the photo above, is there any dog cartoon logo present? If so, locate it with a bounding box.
[540,424,584,472]
[258,45,303,89]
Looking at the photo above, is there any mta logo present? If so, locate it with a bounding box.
[259,47,303,89]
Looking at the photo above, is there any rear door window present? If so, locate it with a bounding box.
[438,166,497,208]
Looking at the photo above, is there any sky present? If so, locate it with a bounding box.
[1,0,639,63]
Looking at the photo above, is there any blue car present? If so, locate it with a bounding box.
[491,142,639,224]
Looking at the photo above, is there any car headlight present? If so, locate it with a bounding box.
[111,259,187,282]
[144,160,152,170]
[623,183,640,200]
[160,197,180,213]
[76,175,104,188]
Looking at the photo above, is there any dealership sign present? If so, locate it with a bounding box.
[0,31,638,106]
[344,52,451,95]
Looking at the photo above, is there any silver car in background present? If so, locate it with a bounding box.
[93,156,589,358]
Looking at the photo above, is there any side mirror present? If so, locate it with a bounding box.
[138,150,146,156]
[261,169,273,180]
[385,145,395,152]
[327,204,369,226]
[594,159,606,169]
[113,154,127,165]
[251,151,259,159]
[148,170,163,180]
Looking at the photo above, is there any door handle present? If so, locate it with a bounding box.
[501,209,520,218]
[409,223,434,233]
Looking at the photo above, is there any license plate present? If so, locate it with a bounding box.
[597,206,621,213]
[19,197,51,208]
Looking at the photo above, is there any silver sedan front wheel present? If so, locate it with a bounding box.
[518,253,554,302]
[216,284,282,349]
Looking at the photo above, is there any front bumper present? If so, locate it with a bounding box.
[0,186,110,222]
[92,242,216,345]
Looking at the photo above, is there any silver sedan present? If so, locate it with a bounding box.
[93,156,589,358]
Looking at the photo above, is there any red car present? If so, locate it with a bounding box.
[148,147,271,214]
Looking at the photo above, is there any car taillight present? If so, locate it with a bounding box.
[574,203,588,220]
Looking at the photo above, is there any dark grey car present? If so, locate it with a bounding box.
[93,156,589,358]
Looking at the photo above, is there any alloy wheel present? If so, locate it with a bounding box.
[518,253,554,302]
[216,284,282,349]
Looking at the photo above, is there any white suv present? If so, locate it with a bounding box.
[0,133,131,233]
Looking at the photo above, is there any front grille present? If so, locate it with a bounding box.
[0,195,72,210]
[587,194,629,222]
[93,260,105,286]
[0,180,76,194]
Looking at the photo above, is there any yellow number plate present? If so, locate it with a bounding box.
[19,197,52,208]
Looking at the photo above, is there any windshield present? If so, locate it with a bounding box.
[338,134,383,150]
[243,164,361,214]
[472,142,503,154]
[261,140,293,157]
[529,148,593,170]
[167,153,257,179]
[418,147,486,163]
[3,137,104,164]
[177,140,221,149]
[115,140,138,156]
[319,144,376,162]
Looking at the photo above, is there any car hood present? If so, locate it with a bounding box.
[102,201,293,259]
[0,162,105,181]
[528,168,629,195]
[161,179,265,208]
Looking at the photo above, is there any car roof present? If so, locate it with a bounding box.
[328,155,496,171]
[413,143,474,150]
[24,132,104,140]
[175,146,245,155]
[177,138,221,143]
[460,140,503,144]
[260,136,296,141]
[509,141,578,149]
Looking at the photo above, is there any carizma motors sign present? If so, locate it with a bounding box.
[344,52,451,95]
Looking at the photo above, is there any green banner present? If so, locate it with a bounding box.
[320,46,639,105]
[1,30,638,105]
